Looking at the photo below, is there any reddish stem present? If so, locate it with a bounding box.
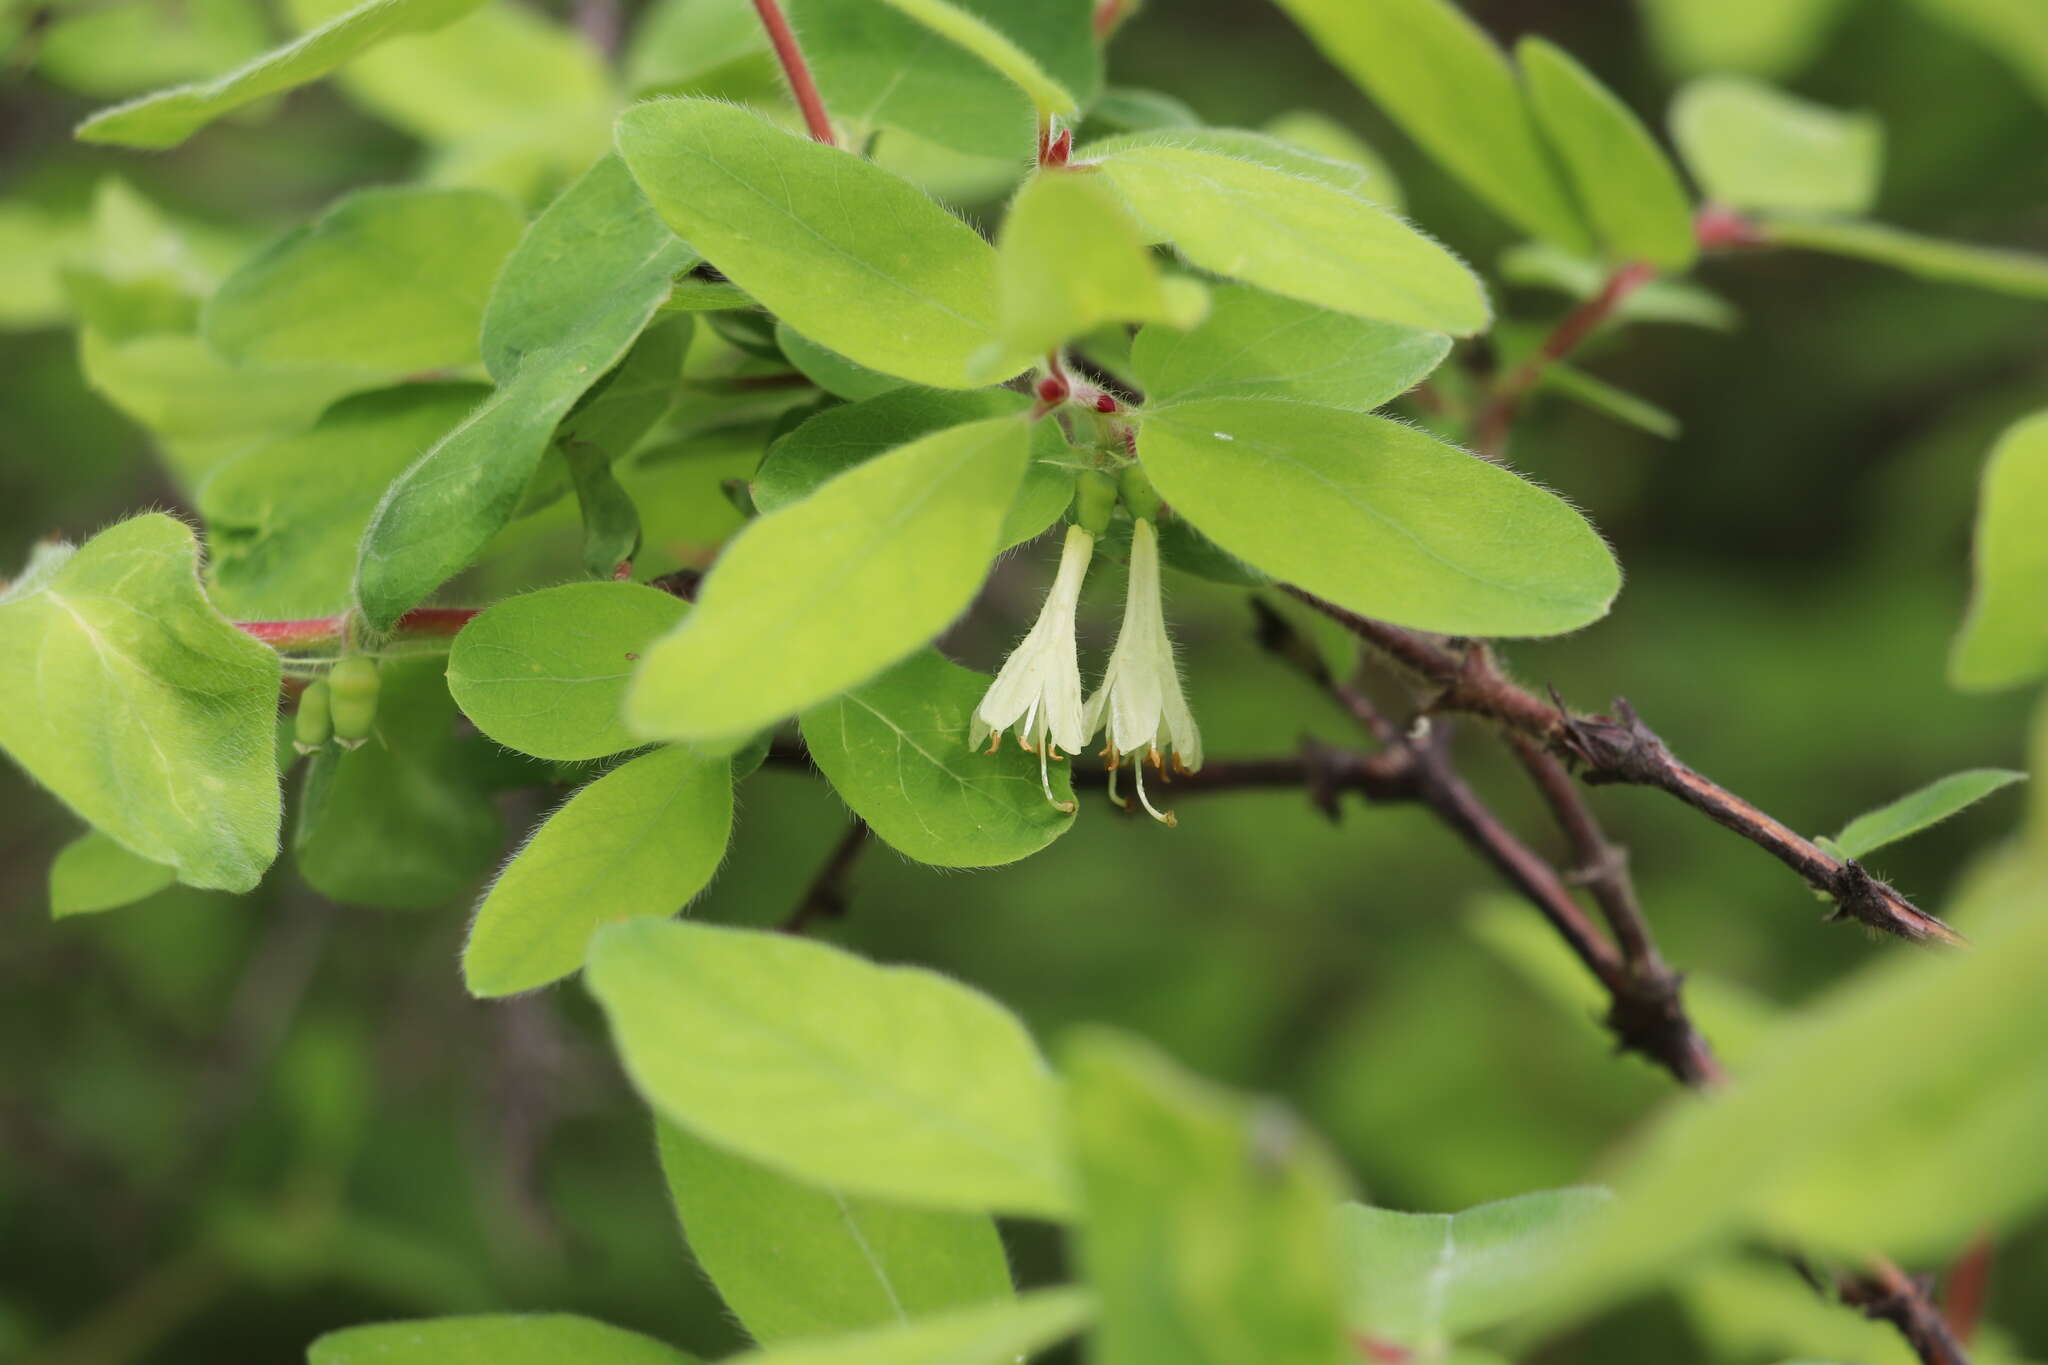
[1695,203,1767,251]
[236,607,479,650]
[1092,0,1126,39]
[1474,260,1657,455]
[750,0,835,146]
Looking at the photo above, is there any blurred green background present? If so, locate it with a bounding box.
[2,0,2046,1360]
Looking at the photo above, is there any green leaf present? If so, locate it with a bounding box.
[1541,881,2048,1315]
[626,0,770,97]
[1263,110,1405,211]
[1064,1029,1350,1365]
[294,658,502,910]
[1518,39,1697,271]
[657,1121,1013,1343]
[1083,128,1383,202]
[875,0,1079,116]
[617,99,1024,389]
[1639,0,1849,79]
[1905,0,2048,109]
[202,187,520,375]
[354,157,694,631]
[37,0,269,99]
[626,416,1029,747]
[1499,243,1737,330]
[1266,0,1591,252]
[0,515,281,892]
[1670,77,1881,215]
[1088,87,1202,136]
[447,582,688,762]
[587,919,1071,1217]
[1339,1189,1613,1350]
[786,0,1034,160]
[308,1314,701,1365]
[518,315,693,518]
[289,0,613,200]
[1953,412,2048,688]
[990,169,1205,370]
[201,383,486,619]
[1761,217,2048,300]
[465,746,732,996]
[1828,768,2025,860]
[719,1289,1092,1365]
[74,0,486,148]
[1137,398,1620,637]
[49,830,177,918]
[1539,364,1682,440]
[757,390,1072,553]
[78,329,366,448]
[1093,142,1489,336]
[775,322,908,402]
[800,650,1074,867]
[565,438,644,578]
[1131,281,1449,412]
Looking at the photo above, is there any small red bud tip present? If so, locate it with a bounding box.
[1093,393,1117,413]
[1036,376,1069,404]
[1050,129,1072,165]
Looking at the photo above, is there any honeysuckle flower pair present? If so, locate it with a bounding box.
[970,517,1203,824]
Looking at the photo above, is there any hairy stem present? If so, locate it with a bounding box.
[1473,261,1657,456]
[750,0,835,146]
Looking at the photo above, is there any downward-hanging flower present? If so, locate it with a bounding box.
[1085,516,1202,825]
[971,522,1097,812]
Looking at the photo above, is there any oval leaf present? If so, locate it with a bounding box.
[448,581,688,761]
[0,516,282,892]
[587,918,1071,1217]
[627,416,1029,747]
[1670,76,1881,215]
[1953,412,2048,688]
[800,649,1075,868]
[1829,768,2026,861]
[50,829,177,918]
[617,98,1025,388]
[1094,143,1489,336]
[657,1120,1013,1344]
[1137,398,1620,637]
[465,745,733,997]
[1518,39,1697,271]
[309,1314,700,1365]
[721,1290,1090,1365]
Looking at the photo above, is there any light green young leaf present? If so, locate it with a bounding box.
[1953,412,2048,688]
[1094,143,1489,336]
[617,99,1024,389]
[202,383,486,619]
[587,919,1071,1217]
[1670,77,1881,215]
[1266,0,1591,252]
[720,1289,1091,1365]
[202,187,521,375]
[1905,0,2048,109]
[1137,398,1620,637]
[465,746,732,996]
[308,1314,701,1365]
[1539,364,1681,440]
[294,658,502,910]
[1639,0,1849,79]
[0,515,281,893]
[1499,243,1737,330]
[626,0,771,97]
[786,0,1035,160]
[1131,281,1449,412]
[1064,1029,1350,1365]
[74,0,485,148]
[657,1121,1013,1343]
[50,830,177,918]
[1083,127,1382,201]
[1087,87,1201,136]
[1827,769,2025,861]
[447,582,687,761]
[1518,39,1697,271]
[37,0,269,99]
[875,0,1078,116]
[1680,1257,1932,1365]
[354,157,694,630]
[1762,217,2048,300]
[1340,1189,1613,1350]
[1262,110,1405,211]
[800,650,1074,868]
[78,329,366,448]
[626,416,1029,748]
[991,169,1205,371]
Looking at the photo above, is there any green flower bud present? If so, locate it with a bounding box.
[1118,464,1162,524]
[327,656,381,749]
[293,679,332,754]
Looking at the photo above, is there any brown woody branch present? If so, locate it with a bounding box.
[1281,586,1963,946]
